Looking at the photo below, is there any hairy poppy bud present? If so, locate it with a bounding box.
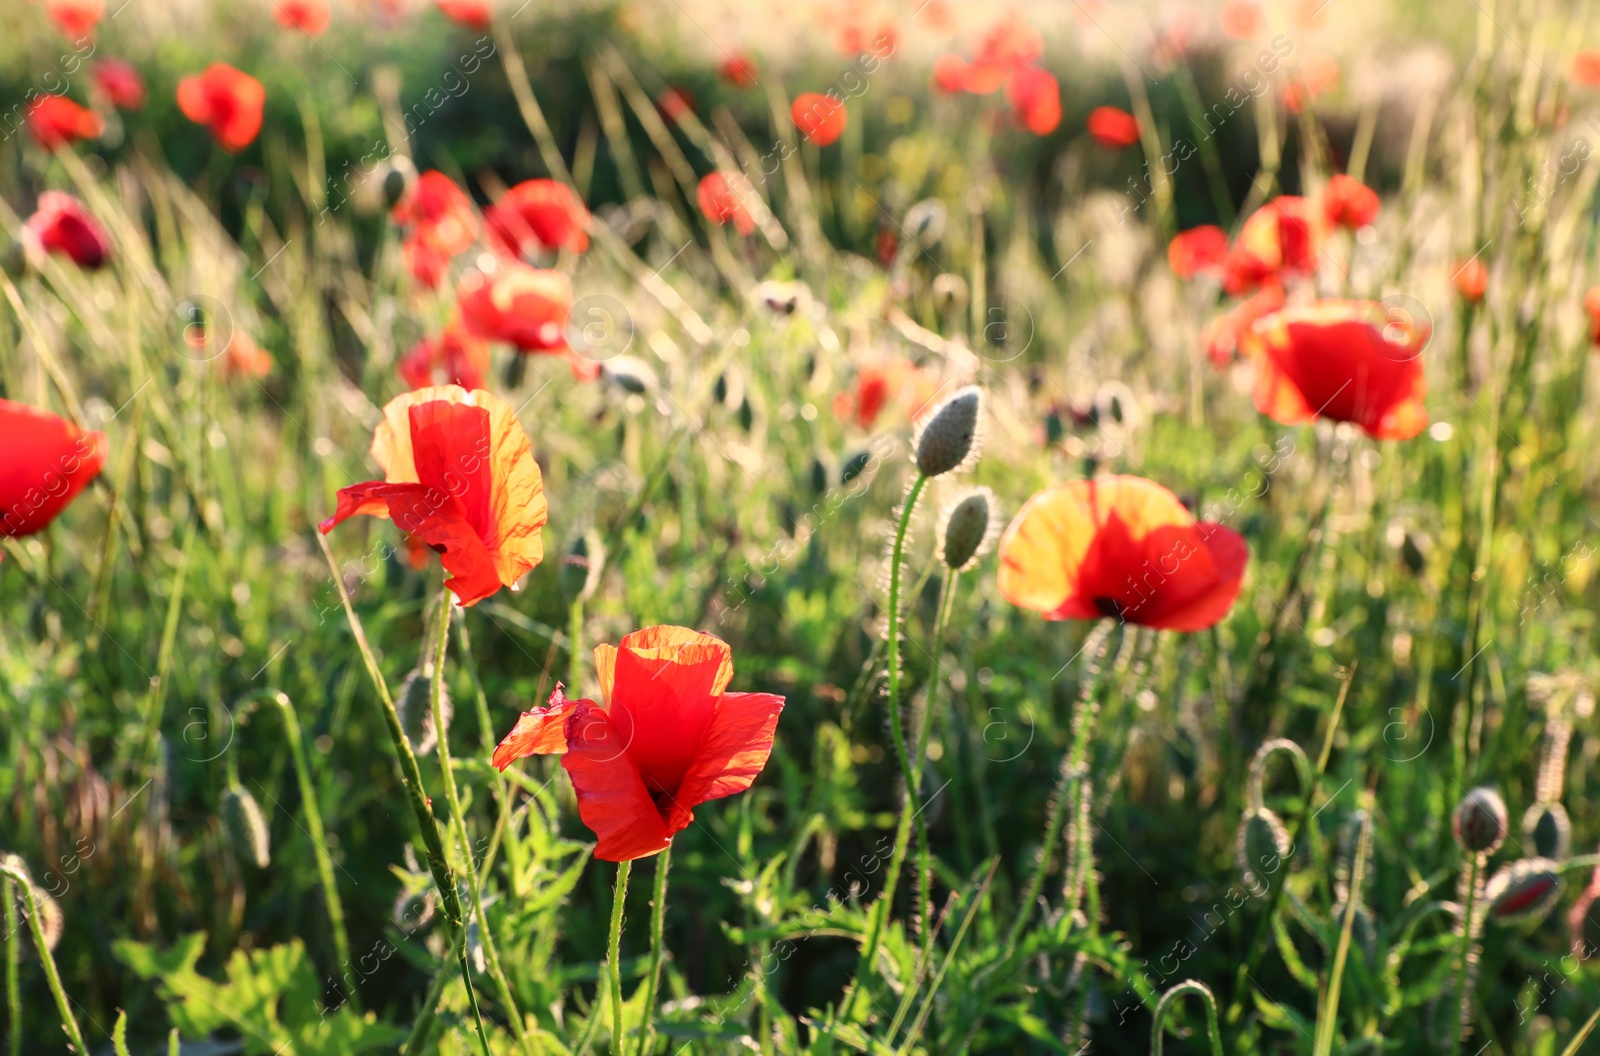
[602,355,657,396]
[383,157,416,209]
[2,855,63,954]
[841,449,872,485]
[1331,900,1377,964]
[914,386,983,477]
[1453,787,1508,854]
[1485,858,1563,924]
[1236,807,1291,890]
[1,238,25,281]
[940,487,996,571]
[397,663,450,756]
[1523,802,1572,860]
[809,457,829,495]
[1571,881,1600,954]
[220,786,271,868]
[561,530,605,603]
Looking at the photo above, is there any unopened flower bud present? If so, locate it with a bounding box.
[561,530,606,603]
[1236,807,1291,890]
[383,157,417,209]
[397,662,451,756]
[220,785,271,868]
[1,238,26,281]
[913,386,983,477]
[1523,802,1572,860]
[939,487,996,571]
[1485,858,1563,924]
[1453,786,1507,854]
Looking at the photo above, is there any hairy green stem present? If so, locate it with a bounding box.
[569,596,585,696]
[638,847,672,1056]
[4,877,19,1056]
[910,571,957,948]
[0,864,84,1055]
[609,860,634,1052]
[1150,980,1224,1056]
[1449,852,1483,1056]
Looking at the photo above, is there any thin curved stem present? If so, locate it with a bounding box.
[910,571,957,946]
[1150,980,1224,1056]
[609,860,634,1053]
[638,847,672,1056]
[4,877,21,1056]
[0,864,85,1055]
[569,596,585,696]
[1448,853,1483,1056]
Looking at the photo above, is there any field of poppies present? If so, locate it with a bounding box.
[9,0,1600,1053]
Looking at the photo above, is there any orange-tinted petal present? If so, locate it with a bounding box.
[319,480,502,605]
[561,702,673,862]
[492,685,581,768]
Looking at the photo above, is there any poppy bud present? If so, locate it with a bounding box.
[904,199,947,248]
[1523,802,1572,860]
[1331,899,1377,964]
[2,855,63,954]
[383,160,416,210]
[0,238,25,280]
[737,396,754,432]
[560,530,605,604]
[1484,858,1563,924]
[939,487,996,571]
[913,386,984,477]
[1400,533,1426,575]
[397,663,450,756]
[601,355,657,396]
[220,785,271,868]
[1235,807,1291,890]
[932,272,968,312]
[392,886,437,931]
[1453,787,1508,854]
[841,449,872,485]
[809,457,829,495]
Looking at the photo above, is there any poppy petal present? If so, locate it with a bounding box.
[492,685,581,768]
[561,702,673,862]
[0,400,107,539]
[605,629,732,798]
[661,691,785,834]
[1137,523,1249,631]
[319,480,501,605]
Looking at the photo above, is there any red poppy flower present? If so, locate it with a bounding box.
[1006,66,1061,135]
[971,12,1042,86]
[831,357,936,429]
[176,63,266,153]
[320,386,548,606]
[1223,196,1321,294]
[393,171,479,258]
[46,0,102,38]
[657,86,696,126]
[1168,225,1229,279]
[399,320,490,390]
[437,0,491,29]
[274,0,331,34]
[485,179,591,258]
[457,264,573,353]
[933,53,970,93]
[1585,287,1600,346]
[1219,0,1262,39]
[718,51,759,89]
[222,332,273,379]
[1454,258,1488,303]
[26,96,103,151]
[1322,174,1379,230]
[696,172,756,236]
[1574,49,1600,87]
[403,235,451,289]
[1242,299,1429,439]
[1201,282,1284,366]
[492,626,785,862]
[1,400,107,546]
[26,192,111,270]
[876,227,898,267]
[792,92,847,146]
[1086,105,1140,149]
[1284,56,1340,114]
[997,475,1248,631]
[93,59,146,110]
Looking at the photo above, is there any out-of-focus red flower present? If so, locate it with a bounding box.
[0,400,106,547]
[1585,287,1600,346]
[1219,0,1263,39]
[1322,174,1379,230]
[1573,49,1600,87]
[492,626,784,862]
[792,92,847,146]
[1006,66,1061,135]
[26,96,103,151]
[876,227,898,267]
[831,357,936,429]
[997,475,1249,631]
[176,63,266,153]
[1168,225,1230,279]
[457,264,573,353]
[657,86,696,126]
[1284,56,1340,114]
[933,53,969,93]
[321,385,548,606]
[399,319,490,390]
[1224,196,1321,294]
[93,59,146,109]
[222,332,273,378]
[275,0,331,34]
[834,15,896,59]
[485,179,591,259]
[392,171,479,258]
[1454,258,1488,303]
[403,236,451,289]
[26,192,112,270]
[437,0,491,29]
[697,172,756,236]
[1242,299,1429,439]
[974,13,1043,75]
[718,51,759,88]
[1201,282,1284,365]
[1087,105,1140,149]
[46,0,102,38]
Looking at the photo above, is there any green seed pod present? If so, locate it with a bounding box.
[939,487,996,571]
[396,664,450,756]
[913,386,983,478]
[0,238,26,281]
[382,157,416,209]
[841,449,871,485]
[220,786,271,869]
[560,530,606,604]
[1453,786,1508,854]
[1235,807,1291,890]
[1484,858,1564,925]
[809,457,829,495]
[1523,802,1572,860]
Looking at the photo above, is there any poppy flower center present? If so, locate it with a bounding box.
[1093,596,1126,619]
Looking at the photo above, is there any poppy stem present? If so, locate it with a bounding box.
[910,569,958,949]
[0,862,85,1056]
[638,846,672,1056]
[608,859,633,1052]
[1448,852,1484,1056]
[4,877,21,1056]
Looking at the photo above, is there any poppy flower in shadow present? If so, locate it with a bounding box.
[1242,299,1429,439]
[1,400,107,549]
[177,63,266,153]
[93,60,146,110]
[457,264,573,353]
[998,475,1248,631]
[320,386,548,606]
[1086,105,1140,149]
[697,172,756,236]
[493,626,784,862]
[26,192,112,269]
[718,52,759,89]
[27,96,103,151]
[792,92,847,146]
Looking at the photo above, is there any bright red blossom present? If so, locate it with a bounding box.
[718,52,759,89]
[222,332,273,379]
[696,172,756,236]
[1224,196,1321,294]
[1322,174,1379,230]
[1168,225,1230,279]
[998,476,1248,631]
[93,60,146,109]
[177,63,265,153]
[26,192,112,270]
[27,96,103,151]
[485,179,591,258]
[274,0,331,34]
[792,93,847,146]
[457,264,573,353]
[1585,286,1600,346]
[399,320,490,391]
[437,0,491,29]
[1202,282,1284,366]
[1242,299,1430,440]
[393,171,479,258]
[1454,258,1488,303]
[1086,105,1140,149]
[1,401,107,546]
[1006,66,1061,135]
[46,0,102,38]
[492,627,785,862]
[320,386,548,606]
[1573,49,1600,87]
